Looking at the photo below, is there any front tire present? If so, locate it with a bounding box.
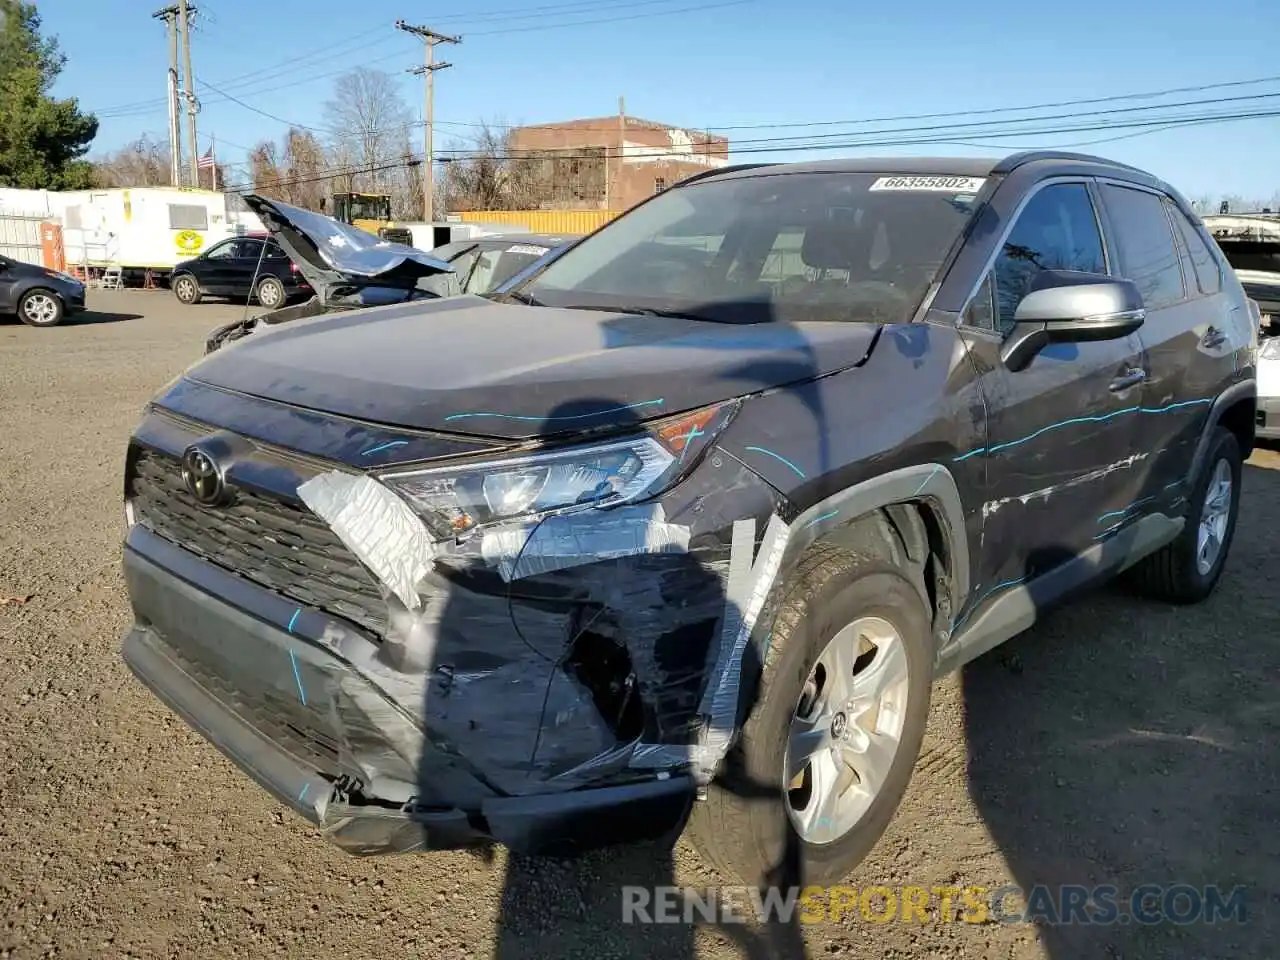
[173,273,202,305]
[18,289,65,327]
[1126,426,1242,603]
[255,276,285,309]
[688,542,933,887]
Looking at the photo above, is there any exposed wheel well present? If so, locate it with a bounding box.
[817,499,956,637]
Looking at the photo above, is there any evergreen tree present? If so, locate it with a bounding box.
[0,1,97,189]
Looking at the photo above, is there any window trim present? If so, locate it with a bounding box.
[956,175,1110,336]
[1094,177,1190,309]
[1165,201,1222,297]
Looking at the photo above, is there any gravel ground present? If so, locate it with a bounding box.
[1,289,1277,959]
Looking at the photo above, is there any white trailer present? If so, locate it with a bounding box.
[57,187,236,275]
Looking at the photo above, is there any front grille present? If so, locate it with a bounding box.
[129,448,387,638]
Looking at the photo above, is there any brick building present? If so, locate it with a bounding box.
[508,115,730,211]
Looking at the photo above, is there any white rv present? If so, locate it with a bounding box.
[56,187,236,274]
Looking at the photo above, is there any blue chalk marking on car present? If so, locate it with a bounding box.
[952,398,1214,461]
[801,509,840,530]
[361,440,409,457]
[443,398,665,423]
[286,607,301,633]
[1097,497,1154,524]
[951,576,1029,632]
[743,445,807,479]
[913,465,941,496]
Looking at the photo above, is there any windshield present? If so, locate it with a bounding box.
[349,195,390,221]
[520,172,981,323]
[466,245,553,294]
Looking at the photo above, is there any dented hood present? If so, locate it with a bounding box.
[184,295,880,439]
[241,194,452,302]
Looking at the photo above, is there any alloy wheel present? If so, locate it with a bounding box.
[784,615,911,845]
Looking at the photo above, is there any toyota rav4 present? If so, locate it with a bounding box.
[120,151,1256,886]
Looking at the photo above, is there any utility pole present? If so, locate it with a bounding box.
[177,0,199,188]
[153,6,182,185]
[614,96,625,211]
[397,20,459,223]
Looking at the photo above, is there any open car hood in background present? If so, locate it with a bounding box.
[240,194,454,304]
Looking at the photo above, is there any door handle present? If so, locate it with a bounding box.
[1109,367,1146,392]
[1201,326,1228,349]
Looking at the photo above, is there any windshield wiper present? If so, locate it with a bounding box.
[503,290,545,306]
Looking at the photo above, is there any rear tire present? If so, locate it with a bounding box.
[173,273,201,305]
[255,276,285,309]
[1126,426,1241,604]
[687,542,933,887]
[17,289,65,327]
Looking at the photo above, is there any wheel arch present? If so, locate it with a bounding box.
[780,463,971,643]
[1190,380,1255,485]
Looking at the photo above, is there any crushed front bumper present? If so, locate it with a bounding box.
[121,529,694,857]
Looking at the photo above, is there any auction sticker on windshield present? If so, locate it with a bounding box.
[869,176,986,193]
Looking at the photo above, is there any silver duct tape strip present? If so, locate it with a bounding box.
[297,471,436,611]
[479,502,691,582]
[624,512,792,781]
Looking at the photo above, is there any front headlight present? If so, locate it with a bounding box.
[1260,337,1280,361]
[380,401,739,539]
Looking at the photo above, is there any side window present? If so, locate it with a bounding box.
[203,240,237,259]
[236,239,263,260]
[964,272,997,331]
[264,241,288,260]
[1099,184,1186,310]
[992,183,1106,335]
[1168,206,1221,295]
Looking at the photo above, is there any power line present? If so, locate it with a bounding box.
[222,105,1280,195]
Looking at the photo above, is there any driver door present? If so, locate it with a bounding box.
[961,180,1148,602]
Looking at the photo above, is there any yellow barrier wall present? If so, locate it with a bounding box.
[451,209,621,235]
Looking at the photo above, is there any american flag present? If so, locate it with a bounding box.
[196,149,216,169]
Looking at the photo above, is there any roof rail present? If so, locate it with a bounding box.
[993,150,1148,176]
[674,163,778,188]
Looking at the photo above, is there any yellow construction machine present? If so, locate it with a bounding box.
[329,192,412,244]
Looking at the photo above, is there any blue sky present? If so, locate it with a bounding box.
[43,0,1280,201]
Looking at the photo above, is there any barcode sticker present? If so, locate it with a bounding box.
[869,176,987,193]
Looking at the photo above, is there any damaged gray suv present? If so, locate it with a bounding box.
[121,152,1256,886]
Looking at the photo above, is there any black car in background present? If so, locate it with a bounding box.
[171,233,311,309]
[0,254,86,327]
[428,233,577,295]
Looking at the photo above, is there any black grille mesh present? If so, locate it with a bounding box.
[129,449,387,638]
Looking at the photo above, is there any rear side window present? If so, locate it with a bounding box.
[265,241,288,260]
[991,182,1106,334]
[1168,207,1221,295]
[1100,185,1185,310]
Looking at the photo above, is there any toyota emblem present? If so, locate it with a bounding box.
[181,445,228,506]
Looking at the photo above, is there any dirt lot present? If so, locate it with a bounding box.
[0,289,1277,959]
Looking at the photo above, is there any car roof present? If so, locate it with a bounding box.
[693,151,1156,186]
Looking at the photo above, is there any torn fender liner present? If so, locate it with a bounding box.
[298,471,435,611]
[479,502,691,582]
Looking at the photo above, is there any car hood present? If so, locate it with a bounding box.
[182,295,881,440]
[241,194,453,304]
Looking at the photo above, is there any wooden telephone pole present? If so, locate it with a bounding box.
[396,20,460,223]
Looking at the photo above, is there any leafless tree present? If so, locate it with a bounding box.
[91,134,171,187]
[439,119,565,213]
[323,68,413,195]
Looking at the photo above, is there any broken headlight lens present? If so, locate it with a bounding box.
[380,401,738,539]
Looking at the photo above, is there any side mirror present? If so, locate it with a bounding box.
[1000,270,1145,372]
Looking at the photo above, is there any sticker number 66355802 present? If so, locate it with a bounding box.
[869,176,987,193]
